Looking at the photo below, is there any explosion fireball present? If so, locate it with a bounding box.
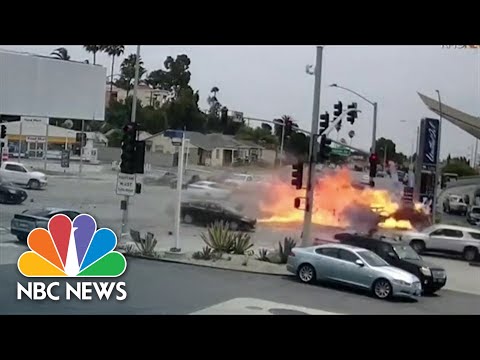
[258,168,426,231]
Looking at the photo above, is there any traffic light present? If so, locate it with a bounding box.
[120,122,138,174]
[294,197,302,209]
[291,162,304,189]
[318,135,332,162]
[1,124,6,139]
[319,112,330,135]
[347,102,358,124]
[134,140,146,174]
[333,101,343,118]
[369,153,378,178]
[76,132,87,147]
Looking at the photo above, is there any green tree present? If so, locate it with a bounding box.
[103,45,125,95]
[146,54,192,95]
[442,161,477,177]
[116,54,147,97]
[375,137,397,163]
[50,47,71,61]
[83,45,103,64]
[164,87,206,131]
[286,132,309,158]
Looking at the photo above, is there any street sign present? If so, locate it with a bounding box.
[116,173,136,196]
[331,146,351,157]
[60,150,70,168]
[26,136,46,143]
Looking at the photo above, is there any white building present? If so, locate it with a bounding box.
[105,84,172,109]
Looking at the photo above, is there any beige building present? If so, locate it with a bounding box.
[105,84,172,108]
[145,131,266,167]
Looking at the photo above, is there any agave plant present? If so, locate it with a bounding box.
[130,229,157,256]
[200,220,235,253]
[279,237,297,264]
[192,246,214,260]
[231,232,254,255]
[256,248,270,262]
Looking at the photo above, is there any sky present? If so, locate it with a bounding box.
[1,45,478,159]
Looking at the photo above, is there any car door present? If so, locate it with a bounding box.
[335,249,373,289]
[313,247,341,280]
[207,203,224,224]
[428,228,464,253]
[3,164,27,184]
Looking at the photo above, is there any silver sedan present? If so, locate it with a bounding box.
[286,244,422,300]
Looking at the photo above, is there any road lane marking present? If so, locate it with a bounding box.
[190,298,343,315]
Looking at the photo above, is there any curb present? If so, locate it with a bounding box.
[122,253,292,277]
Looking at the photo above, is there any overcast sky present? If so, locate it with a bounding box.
[1,45,478,159]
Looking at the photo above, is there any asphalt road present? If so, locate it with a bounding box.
[1,258,479,315]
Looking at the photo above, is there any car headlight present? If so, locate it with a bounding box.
[420,267,431,276]
[393,279,412,286]
[8,189,17,194]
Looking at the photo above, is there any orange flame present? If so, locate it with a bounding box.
[258,168,419,230]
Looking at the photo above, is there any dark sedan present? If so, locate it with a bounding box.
[181,200,256,231]
[467,206,480,225]
[0,179,28,204]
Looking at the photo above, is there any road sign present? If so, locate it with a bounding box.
[116,173,136,196]
[331,146,351,157]
[60,150,70,168]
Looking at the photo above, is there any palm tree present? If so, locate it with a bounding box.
[117,53,146,97]
[50,47,70,61]
[83,45,103,64]
[103,45,125,95]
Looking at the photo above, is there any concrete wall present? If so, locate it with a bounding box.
[261,149,277,165]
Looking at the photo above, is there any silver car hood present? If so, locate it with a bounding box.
[377,266,419,283]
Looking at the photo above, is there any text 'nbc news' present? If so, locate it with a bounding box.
[17,282,127,301]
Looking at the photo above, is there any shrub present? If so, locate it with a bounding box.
[279,237,297,264]
[256,248,270,262]
[130,230,157,256]
[200,220,235,253]
[231,232,254,255]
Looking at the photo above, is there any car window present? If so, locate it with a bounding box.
[468,232,480,240]
[430,229,445,236]
[357,250,389,267]
[5,164,27,172]
[207,203,222,211]
[315,247,339,258]
[471,208,480,214]
[338,249,360,263]
[23,209,52,217]
[442,229,464,238]
[63,211,80,220]
[377,243,393,257]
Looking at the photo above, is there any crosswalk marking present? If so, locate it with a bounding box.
[190,298,343,315]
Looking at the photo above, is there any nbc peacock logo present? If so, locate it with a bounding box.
[16,214,128,301]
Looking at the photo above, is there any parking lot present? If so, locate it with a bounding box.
[1,170,480,299]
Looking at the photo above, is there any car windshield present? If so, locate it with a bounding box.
[472,208,480,214]
[358,250,389,267]
[393,245,421,260]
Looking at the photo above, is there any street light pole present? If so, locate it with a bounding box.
[120,45,141,240]
[279,123,286,167]
[301,46,324,247]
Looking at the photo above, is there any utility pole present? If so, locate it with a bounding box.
[279,123,286,167]
[432,90,443,224]
[371,102,378,154]
[301,46,324,247]
[120,45,141,240]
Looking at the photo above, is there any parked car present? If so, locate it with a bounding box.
[401,224,480,261]
[170,174,201,189]
[286,244,422,300]
[466,206,480,225]
[0,178,28,204]
[0,161,47,189]
[184,181,232,200]
[333,232,447,294]
[11,208,82,242]
[443,194,468,215]
[180,200,256,231]
[223,174,254,187]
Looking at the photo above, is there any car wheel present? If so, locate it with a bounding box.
[229,221,239,231]
[410,240,425,254]
[297,264,316,284]
[28,179,40,190]
[463,247,478,262]
[372,278,393,299]
[183,214,194,224]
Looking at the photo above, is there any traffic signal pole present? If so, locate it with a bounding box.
[300,103,362,246]
[120,45,141,241]
[301,46,324,247]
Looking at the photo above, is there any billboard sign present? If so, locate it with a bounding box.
[422,118,440,167]
[0,50,106,121]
